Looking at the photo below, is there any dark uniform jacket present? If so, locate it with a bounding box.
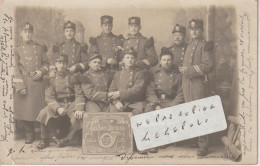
[146,66,184,111]
[168,43,187,67]
[109,67,146,108]
[89,32,124,69]
[122,33,158,69]
[36,70,85,127]
[80,68,111,103]
[50,38,88,73]
[182,37,214,102]
[14,40,49,121]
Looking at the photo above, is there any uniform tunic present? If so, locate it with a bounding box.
[182,37,214,102]
[80,69,111,112]
[14,40,49,121]
[145,66,184,112]
[50,39,88,73]
[36,71,85,131]
[89,32,124,69]
[109,67,146,115]
[168,43,187,67]
[122,33,158,69]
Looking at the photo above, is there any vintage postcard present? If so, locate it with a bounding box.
[0,0,258,164]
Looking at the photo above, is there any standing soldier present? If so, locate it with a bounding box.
[49,21,89,79]
[80,53,112,113]
[89,15,124,77]
[122,17,158,70]
[36,54,85,149]
[14,22,49,144]
[166,24,187,68]
[179,19,214,156]
[144,49,184,153]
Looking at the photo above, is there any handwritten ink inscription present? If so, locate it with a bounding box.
[238,11,255,156]
[0,13,14,146]
[131,95,227,151]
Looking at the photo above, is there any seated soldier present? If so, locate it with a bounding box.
[144,49,184,153]
[109,47,146,115]
[80,53,113,112]
[36,54,85,149]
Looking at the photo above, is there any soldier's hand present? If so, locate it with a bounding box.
[49,70,56,78]
[69,66,77,73]
[155,105,162,110]
[33,70,43,80]
[111,91,120,100]
[108,92,114,98]
[119,61,125,70]
[179,67,187,74]
[107,58,117,65]
[74,110,83,119]
[57,108,66,116]
[19,89,27,95]
[115,102,124,111]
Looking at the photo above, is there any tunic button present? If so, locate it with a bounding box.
[172,48,174,51]
[193,47,195,50]
[63,50,65,52]
[135,46,137,48]
[36,62,38,64]
[190,60,192,63]
[127,41,130,43]
[159,80,161,82]
[182,52,184,55]
[24,51,26,53]
[22,46,24,48]
[105,49,107,51]
[34,51,37,53]
[181,58,183,60]
[73,45,75,47]
[72,61,74,63]
[104,43,107,45]
[126,46,129,49]
[73,50,75,52]
[33,45,35,48]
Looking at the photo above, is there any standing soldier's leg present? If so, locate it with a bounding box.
[21,120,35,144]
[37,123,49,149]
[197,135,209,156]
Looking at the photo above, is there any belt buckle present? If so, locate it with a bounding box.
[161,94,166,100]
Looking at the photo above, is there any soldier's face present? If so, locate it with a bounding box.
[101,23,113,34]
[173,32,185,45]
[128,24,141,35]
[190,28,203,39]
[89,58,102,71]
[20,30,33,42]
[55,61,68,72]
[123,54,136,67]
[64,28,75,40]
[160,55,173,69]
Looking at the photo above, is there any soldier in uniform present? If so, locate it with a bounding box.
[80,53,112,113]
[49,21,89,79]
[122,17,158,70]
[14,22,49,144]
[165,24,187,68]
[89,15,124,77]
[144,49,184,153]
[109,47,146,115]
[179,19,214,156]
[36,54,85,149]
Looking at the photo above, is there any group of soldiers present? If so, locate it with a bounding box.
[14,15,214,156]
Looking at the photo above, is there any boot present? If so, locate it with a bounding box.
[22,121,35,144]
[37,139,49,149]
[196,148,208,156]
[148,147,158,153]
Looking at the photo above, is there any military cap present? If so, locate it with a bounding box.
[189,19,203,30]
[160,48,174,59]
[128,17,141,25]
[21,22,34,31]
[123,47,137,58]
[172,24,186,35]
[55,54,69,63]
[101,15,113,24]
[89,52,103,62]
[63,21,76,30]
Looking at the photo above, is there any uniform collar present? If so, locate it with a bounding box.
[89,68,102,74]
[128,33,142,39]
[123,65,136,71]
[57,69,69,77]
[23,40,33,45]
[160,65,179,74]
[173,42,185,48]
[65,38,76,43]
[102,32,113,37]
[191,36,204,42]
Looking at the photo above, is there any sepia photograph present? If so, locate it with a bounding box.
[0,0,257,165]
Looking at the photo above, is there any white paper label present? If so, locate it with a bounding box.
[131,95,227,151]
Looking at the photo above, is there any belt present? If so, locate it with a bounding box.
[22,71,36,77]
[156,93,175,100]
[56,96,75,103]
